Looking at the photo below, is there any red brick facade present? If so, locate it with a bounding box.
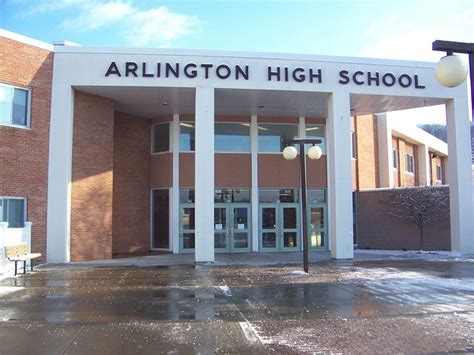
[0,37,53,261]
[71,91,115,261]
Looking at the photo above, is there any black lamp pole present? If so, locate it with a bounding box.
[283,138,322,273]
[432,40,474,118]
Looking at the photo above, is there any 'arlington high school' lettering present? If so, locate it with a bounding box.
[105,61,426,89]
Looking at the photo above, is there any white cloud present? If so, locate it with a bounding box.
[25,0,200,46]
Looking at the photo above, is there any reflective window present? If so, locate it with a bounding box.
[179,189,195,203]
[305,124,325,153]
[152,123,170,153]
[259,189,299,203]
[0,197,26,228]
[405,153,414,173]
[258,124,298,152]
[215,123,250,152]
[0,84,29,127]
[180,122,195,152]
[308,189,326,203]
[215,189,250,203]
[392,148,399,169]
[351,131,357,159]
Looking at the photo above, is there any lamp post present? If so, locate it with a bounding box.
[282,138,322,273]
[432,40,474,117]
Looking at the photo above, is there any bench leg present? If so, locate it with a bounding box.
[23,261,26,274]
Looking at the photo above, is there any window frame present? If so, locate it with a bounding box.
[0,83,31,129]
[214,122,251,153]
[405,153,415,174]
[392,147,399,170]
[257,122,299,153]
[151,122,171,154]
[0,196,27,228]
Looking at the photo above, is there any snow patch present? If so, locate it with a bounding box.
[216,285,232,296]
[291,270,308,275]
[0,286,24,297]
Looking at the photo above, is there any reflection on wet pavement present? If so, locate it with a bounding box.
[0,259,473,353]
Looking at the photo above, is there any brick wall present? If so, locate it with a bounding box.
[0,36,53,261]
[356,187,450,250]
[354,115,379,190]
[112,112,151,256]
[71,91,114,261]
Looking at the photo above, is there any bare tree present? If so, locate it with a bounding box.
[386,186,449,250]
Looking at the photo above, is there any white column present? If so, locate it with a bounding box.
[47,85,74,263]
[0,222,8,273]
[250,115,259,252]
[417,144,430,185]
[376,114,394,188]
[195,87,215,262]
[446,97,474,254]
[327,92,353,259]
[171,114,180,253]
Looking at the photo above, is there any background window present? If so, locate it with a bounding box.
[392,148,399,169]
[0,197,26,228]
[152,189,169,249]
[436,165,442,181]
[405,153,414,173]
[180,122,195,152]
[215,123,250,152]
[258,124,298,152]
[0,84,29,127]
[152,123,170,153]
[350,132,357,159]
[305,125,326,153]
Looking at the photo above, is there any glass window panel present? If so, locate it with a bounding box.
[234,208,248,229]
[283,208,297,229]
[305,124,325,153]
[214,234,227,249]
[152,123,170,153]
[0,199,5,222]
[351,132,357,159]
[232,189,250,203]
[308,189,326,203]
[280,189,299,203]
[283,232,297,247]
[214,208,227,229]
[215,123,250,152]
[180,122,195,152]
[262,233,276,248]
[152,189,169,248]
[233,233,248,249]
[259,190,279,203]
[182,208,195,230]
[12,88,28,126]
[310,231,324,248]
[310,207,324,229]
[183,233,195,249]
[258,124,298,152]
[7,199,24,228]
[180,189,195,203]
[262,208,276,229]
[0,86,13,124]
[214,189,232,203]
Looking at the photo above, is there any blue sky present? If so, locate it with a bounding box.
[1,0,473,124]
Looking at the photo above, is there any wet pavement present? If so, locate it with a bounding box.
[0,258,473,353]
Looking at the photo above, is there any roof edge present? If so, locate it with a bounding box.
[0,28,53,51]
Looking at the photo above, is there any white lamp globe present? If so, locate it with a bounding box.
[434,55,468,88]
[283,146,297,160]
[307,145,322,160]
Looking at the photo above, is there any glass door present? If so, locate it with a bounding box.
[231,205,251,252]
[260,205,279,251]
[180,204,195,252]
[281,204,299,251]
[214,205,228,251]
[308,205,327,250]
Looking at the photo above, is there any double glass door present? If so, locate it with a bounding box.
[214,204,251,252]
[259,204,300,251]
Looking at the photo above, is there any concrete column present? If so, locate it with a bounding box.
[171,114,180,253]
[327,92,353,259]
[194,87,215,262]
[250,115,259,252]
[417,144,430,186]
[376,114,394,188]
[46,85,74,263]
[445,97,474,254]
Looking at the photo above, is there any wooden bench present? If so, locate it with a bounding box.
[4,243,42,276]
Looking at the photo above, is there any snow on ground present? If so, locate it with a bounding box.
[216,285,232,297]
[0,286,24,297]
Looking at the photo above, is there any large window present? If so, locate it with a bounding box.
[258,124,298,152]
[215,123,250,152]
[152,123,170,153]
[180,122,195,152]
[405,153,414,173]
[0,197,26,228]
[305,125,326,153]
[0,84,29,127]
